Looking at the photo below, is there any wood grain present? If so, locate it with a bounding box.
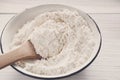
[0,0,120,13]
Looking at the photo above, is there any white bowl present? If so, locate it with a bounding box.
[0,4,102,79]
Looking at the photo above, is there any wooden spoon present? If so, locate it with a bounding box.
[0,40,41,69]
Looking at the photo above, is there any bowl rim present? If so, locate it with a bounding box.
[0,4,102,79]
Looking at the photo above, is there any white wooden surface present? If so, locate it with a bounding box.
[0,0,120,80]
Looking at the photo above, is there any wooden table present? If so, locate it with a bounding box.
[0,0,120,80]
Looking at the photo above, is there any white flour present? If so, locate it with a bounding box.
[11,9,96,76]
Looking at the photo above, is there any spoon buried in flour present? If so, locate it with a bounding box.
[0,40,42,69]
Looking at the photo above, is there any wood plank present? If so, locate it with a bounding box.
[0,14,120,80]
[0,0,120,13]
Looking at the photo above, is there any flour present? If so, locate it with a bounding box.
[11,9,96,76]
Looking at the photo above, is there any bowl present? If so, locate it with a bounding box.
[0,4,102,79]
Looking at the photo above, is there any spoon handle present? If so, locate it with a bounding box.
[0,41,38,69]
[0,47,27,69]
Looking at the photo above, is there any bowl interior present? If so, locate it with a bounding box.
[0,4,101,79]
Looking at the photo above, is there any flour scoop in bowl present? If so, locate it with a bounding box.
[0,4,102,79]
